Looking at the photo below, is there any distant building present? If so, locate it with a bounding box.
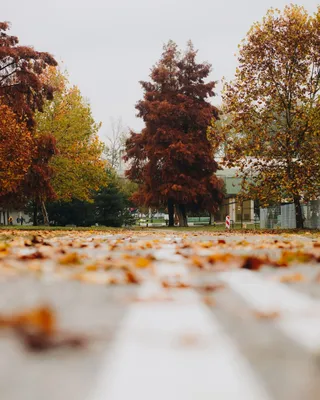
[0,209,30,226]
[214,166,255,224]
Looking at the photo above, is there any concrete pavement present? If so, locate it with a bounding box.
[0,231,320,399]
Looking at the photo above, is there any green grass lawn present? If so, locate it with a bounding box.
[1,223,319,236]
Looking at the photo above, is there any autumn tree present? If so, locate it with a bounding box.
[125,41,224,226]
[0,104,33,196]
[35,69,107,203]
[22,134,58,225]
[221,5,320,228]
[0,21,58,224]
[0,21,57,127]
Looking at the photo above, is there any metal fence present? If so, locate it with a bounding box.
[260,200,320,229]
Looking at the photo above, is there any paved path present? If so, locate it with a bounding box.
[1,231,320,400]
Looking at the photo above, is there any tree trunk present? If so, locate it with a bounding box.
[176,204,188,227]
[168,199,174,227]
[293,195,304,229]
[33,202,38,226]
[2,211,5,225]
[209,213,214,226]
[41,201,50,226]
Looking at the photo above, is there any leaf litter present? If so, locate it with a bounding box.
[0,229,319,350]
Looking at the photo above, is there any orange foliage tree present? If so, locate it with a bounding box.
[0,22,58,224]
[0,104,32,196]
[125,41,224,226]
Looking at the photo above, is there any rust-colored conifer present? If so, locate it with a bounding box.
[125,41,223,226]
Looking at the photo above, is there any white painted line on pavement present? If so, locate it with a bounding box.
[89,260,270,400]
[219,270,320,351]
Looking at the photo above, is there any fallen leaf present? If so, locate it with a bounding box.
[125,270,140,284]
[15,328,87,352]
[254,311,280,319]
[135,257,152,268]
[0,306,55,335]
[59,252,82,265]
[199,283,225,292]
[241,256,264,270]
[19,251,46,260]
[279,273,305,283]
[202,296,216,306]
[162,281,190,289]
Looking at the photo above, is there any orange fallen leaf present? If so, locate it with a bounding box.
[135,257,152,268]
[202,296,216,306]
[126,270,140,284]
[278,251,315,265]
[254,311,280,319]
[0,306,89,352]
[279,273,305,283]
[162,281,190,289]
[207,253,232,264]
[0,306,56,335]
[191,256,204,268]
[59,252,82,265]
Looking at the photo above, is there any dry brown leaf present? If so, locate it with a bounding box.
[199,283,225,292]
[125,270,140,284]
[241,256,265,271]
[15,329,87,352]
[19,251,46,261]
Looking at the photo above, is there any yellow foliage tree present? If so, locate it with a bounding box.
[35,69,107,202]
[220,5,320,228]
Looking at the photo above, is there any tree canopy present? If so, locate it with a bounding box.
[0,104,33,196]
[0,21,57,128]
[125,41,223,226]
[35,69,107,202]
[220,5,320,228]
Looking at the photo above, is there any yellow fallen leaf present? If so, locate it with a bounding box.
[135,257,152,268]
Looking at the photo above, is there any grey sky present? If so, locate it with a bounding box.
[2,0,318,141]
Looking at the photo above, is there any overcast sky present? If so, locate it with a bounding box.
[2,0,318,141]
